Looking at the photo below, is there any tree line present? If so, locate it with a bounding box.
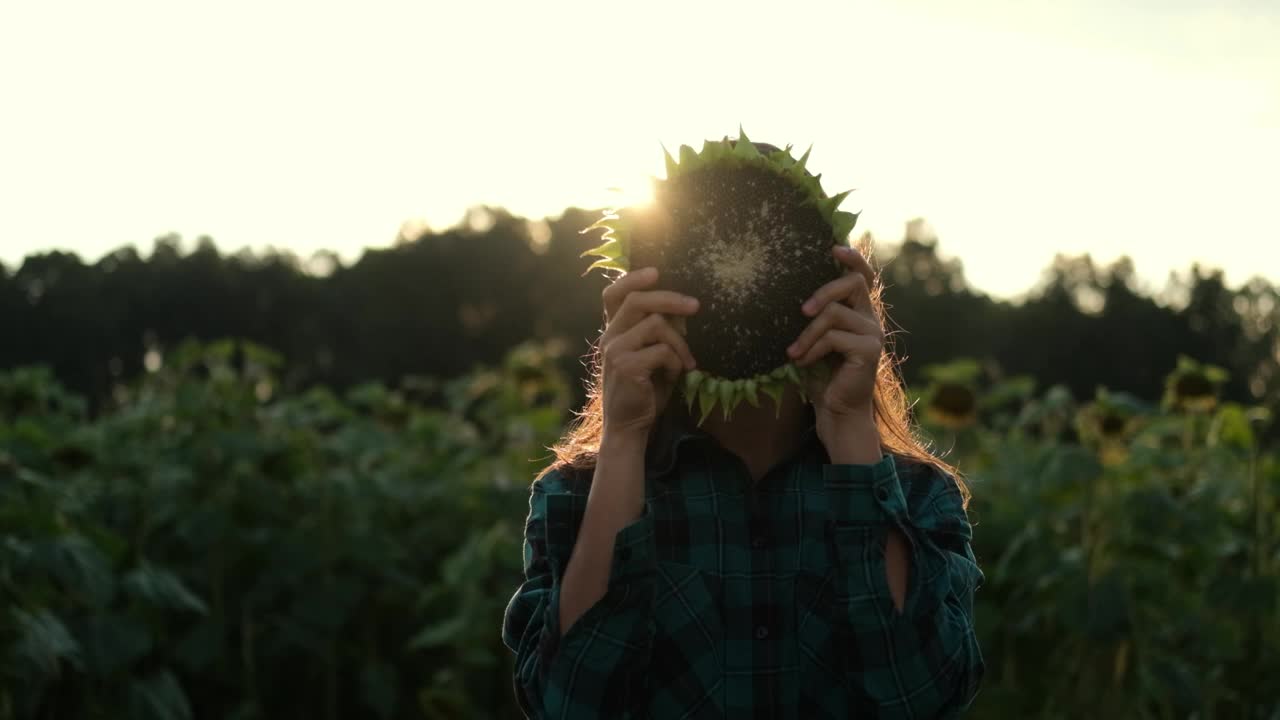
[2,206,1277,416]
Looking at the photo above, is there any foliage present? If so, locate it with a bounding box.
[2,343,1278,718]
[1,340,569,719]
[919,361,1280,718]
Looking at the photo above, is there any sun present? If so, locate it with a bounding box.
[603,177,655,212]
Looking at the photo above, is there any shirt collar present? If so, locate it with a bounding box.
[643,399,827,482]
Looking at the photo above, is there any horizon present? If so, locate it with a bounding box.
[2,0,1277,301]
[0,207,1256,307]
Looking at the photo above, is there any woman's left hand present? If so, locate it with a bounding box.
[786,244,884,441]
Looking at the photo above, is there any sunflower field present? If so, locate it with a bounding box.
[1,340,1276,719]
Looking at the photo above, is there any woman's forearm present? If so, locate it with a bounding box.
[557,429,648,636]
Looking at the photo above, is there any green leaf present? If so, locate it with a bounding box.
[730,383,746,415]
[1209,403,1254,450]
[718,380,736,419]
[761,381,784,416]
[683,370,705,413]
[581,213,619,235]
[11,608,82,676]
[794,144,813,174]
[698,378,719,426]
[123,564,209,615]
[923,358,982,384]
[817,192,850,221]
[128,669,193,720]
[611,215,633,258]
[579,238,622,260]
[661,143,678,179]
[781,364,801,386]
[683,369,705,395]
[832,211,859,241]
[744,380,760,407]
[31,534,116,608]
[678,144,698,171]
[584,257,628,274]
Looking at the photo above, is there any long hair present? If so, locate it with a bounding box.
[543,232,970,507]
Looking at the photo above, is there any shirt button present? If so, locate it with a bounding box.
[875,485,891,502]
[755,625,769,640]
[751,536,766,549]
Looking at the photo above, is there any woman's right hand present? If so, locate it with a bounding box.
[599,267,700,440]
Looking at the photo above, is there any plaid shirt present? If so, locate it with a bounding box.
[502,406,984,719]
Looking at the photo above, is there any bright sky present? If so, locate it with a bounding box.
[2,0,1277,299]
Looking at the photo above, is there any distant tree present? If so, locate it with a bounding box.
[0,209,1274,418]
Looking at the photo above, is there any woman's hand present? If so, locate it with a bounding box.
[599,267,700,441]
[786,245,885,453]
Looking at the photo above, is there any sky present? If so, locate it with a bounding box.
[1,0,1277,299]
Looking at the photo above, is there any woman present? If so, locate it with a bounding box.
[502,242,984,718]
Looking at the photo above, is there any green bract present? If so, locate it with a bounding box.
[581,128,858,424]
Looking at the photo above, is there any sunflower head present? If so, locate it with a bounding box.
[1162,355,1228,414]
[925,382,978,429]
[920,359,982,430]
[581,128,858,424]
[1099,413,1128,437]
[1076,388,1146,465]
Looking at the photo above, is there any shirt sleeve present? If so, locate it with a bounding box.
[822,454,986,719]
[500,468,658,719]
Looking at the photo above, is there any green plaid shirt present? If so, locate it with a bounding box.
[502,407,984,719]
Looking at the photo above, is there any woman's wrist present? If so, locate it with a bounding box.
[817,407,883,465]
[599,425,650,459]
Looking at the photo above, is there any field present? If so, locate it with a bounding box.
[1,340,1277,719]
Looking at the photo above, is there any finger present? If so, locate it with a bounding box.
[788,302,880,361]
[802,272,862,317]
[832,244,875,287]
[844,271,874,314]
[795,328,883,368]
[611,289,700,333]
[618,343,684,385]
[632,314,697,370]
[613,313,696,370]
[602,266,659,323]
